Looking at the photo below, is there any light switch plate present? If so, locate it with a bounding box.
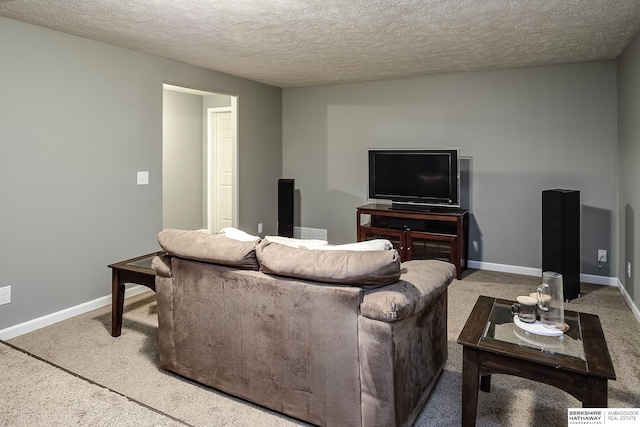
[137,171,149,185]
[0,286,11,305]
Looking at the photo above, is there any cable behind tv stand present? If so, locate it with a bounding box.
[357,203,469,279]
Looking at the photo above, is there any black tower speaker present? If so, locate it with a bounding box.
[542,189,580,300]
[278,179,294,238]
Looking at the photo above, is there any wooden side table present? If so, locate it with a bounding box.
[457,296,616,427]
[108,252,162,337]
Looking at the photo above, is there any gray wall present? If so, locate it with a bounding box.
[163,89,204,230]
[204,94,232,109]
[282,62,618,276]
[0,17,281,329]
[618,31,640,308]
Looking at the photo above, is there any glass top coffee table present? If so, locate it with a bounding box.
[457,295,616,427]
[108,252,164,337]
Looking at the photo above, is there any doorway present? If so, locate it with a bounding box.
[162,84,238,232]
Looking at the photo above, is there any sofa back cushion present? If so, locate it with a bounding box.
[264,235,328,248]
[219,226,261,241]
[157,229,259,270]
[311,239,392,251]
[256,240,400,286]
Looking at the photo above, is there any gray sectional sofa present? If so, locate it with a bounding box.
[152,229,456,427]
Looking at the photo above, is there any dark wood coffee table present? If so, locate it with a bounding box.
[108,252,163,337]
[457,295,616,427]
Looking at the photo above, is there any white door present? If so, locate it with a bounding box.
[207,105,237,233]
[215,111,233,231]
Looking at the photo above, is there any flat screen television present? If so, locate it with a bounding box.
[368,148,459,208]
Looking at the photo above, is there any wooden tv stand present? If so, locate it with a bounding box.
[357,203,469,279]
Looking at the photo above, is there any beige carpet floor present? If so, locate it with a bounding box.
[6,269,640,426]
[0,341,186,426]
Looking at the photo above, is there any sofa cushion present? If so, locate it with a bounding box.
[264,235,328,248]
[157,229,259,270]
[256,240,400,286]
[219,226,261,242]
[311,239,393,251]
[360,260,456,322]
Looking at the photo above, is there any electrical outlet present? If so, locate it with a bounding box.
[0,286,11,305]
[597,249,607,263]
[137,171,149,185]
[628,262,632,279]
[258,223,263,233]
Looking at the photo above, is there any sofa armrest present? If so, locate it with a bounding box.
[360,260,455,322]
[152,254,172,278]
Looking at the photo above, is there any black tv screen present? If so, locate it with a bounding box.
[368,149,459,207]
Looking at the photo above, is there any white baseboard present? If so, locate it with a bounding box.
[468,260,541,277]
[617,278,640,324]
[467,260,639,323]
[467,260,618,286]
[0,285,150,341]
[580,273,620,286]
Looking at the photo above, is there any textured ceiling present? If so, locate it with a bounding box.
[1,0,640,88]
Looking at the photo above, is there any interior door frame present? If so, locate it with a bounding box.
[207,99,238,232]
